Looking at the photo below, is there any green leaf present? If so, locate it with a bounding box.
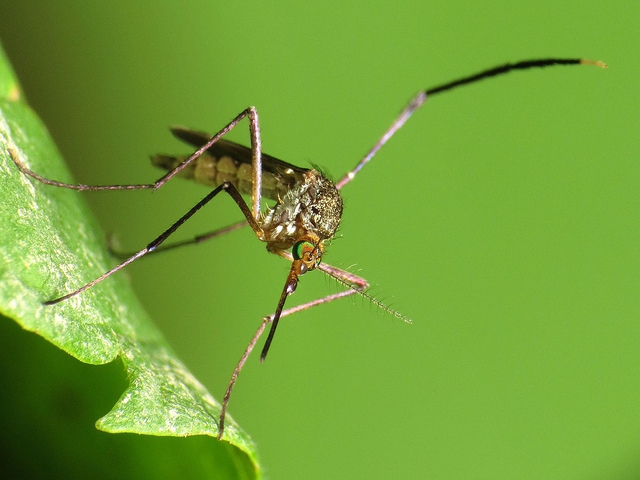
[0,43,260,478]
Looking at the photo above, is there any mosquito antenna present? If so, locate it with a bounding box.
[336,58,606,189]
[317,262,413,324]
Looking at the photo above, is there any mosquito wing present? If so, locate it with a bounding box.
[151,126,309,201]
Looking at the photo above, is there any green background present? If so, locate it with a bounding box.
[0,2,637,479]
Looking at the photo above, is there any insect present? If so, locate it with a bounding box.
[10,57,605,439]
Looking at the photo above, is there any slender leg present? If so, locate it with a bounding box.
[334,91,426,190]
[218,317,270,439]
[9,106,264,201]
[44,183,264,304]
[271,288,361,320]
[107,220,248,259]
[8,147,154,191]
[153,107,264,224]
[336,58,605,189]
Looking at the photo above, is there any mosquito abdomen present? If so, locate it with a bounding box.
[151,153,282,200]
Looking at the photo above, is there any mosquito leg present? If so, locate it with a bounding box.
[155,106,264,222]
[107,220,248,259]
[44,249,148,305]
[45,183,264,304]
[8,147,154,191]
[423,58,605,97]
[336,58,606,189]
[269,289,361,320]
[247,108,263,219]
[335,91,426,190]
[9,107,264,204]
[218,316,270,440]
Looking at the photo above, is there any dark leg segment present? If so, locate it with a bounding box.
[44,183,263,304]
[107,220,248,259]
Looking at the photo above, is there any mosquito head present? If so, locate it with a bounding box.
[291,234,324,276]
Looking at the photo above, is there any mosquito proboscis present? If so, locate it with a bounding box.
[9,57,606,439]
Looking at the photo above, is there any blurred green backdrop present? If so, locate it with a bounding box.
[0,1,638,479]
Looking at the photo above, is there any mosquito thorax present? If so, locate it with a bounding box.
[262,169,343,249]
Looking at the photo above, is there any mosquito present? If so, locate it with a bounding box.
[9,57,606,439]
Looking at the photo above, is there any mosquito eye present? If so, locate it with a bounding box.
[292,240,314,261]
